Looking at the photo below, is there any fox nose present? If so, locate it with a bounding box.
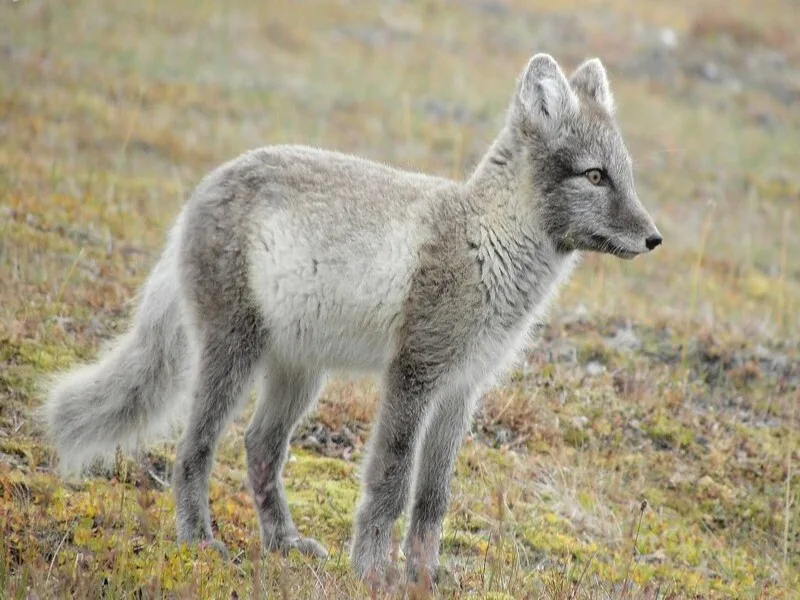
[645,234,663,250]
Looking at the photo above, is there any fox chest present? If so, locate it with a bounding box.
[450,253,578,388]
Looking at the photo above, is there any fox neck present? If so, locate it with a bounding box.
[466,126,543,231]
[461,126,577,319]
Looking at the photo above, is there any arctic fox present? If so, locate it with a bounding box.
[41,54,661,583]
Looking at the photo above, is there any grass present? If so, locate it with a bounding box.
[1,0,799,598]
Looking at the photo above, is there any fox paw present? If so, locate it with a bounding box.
[197,538,229,559]
[277,536,328,559]
[407,562,456,591]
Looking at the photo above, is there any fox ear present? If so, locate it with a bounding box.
[569,58,615,115]
[516,53,579,135]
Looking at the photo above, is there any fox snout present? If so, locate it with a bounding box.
[639,211,663,253]
[625,199,663,256]
[600,206,662,259]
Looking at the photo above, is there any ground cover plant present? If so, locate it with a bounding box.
[1,0,798,598]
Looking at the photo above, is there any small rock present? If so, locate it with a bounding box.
[726,78,743,94]
[546,339,577,363]
[562,304,589,325]
[571,415,589,431]
[585,361,605,377]
[755,344,789,369]
[659,28,677,49]
[301,435,321,450]
[605,327,641,353]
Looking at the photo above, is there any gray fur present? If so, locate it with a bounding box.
[245,359,328,558]
[39,218,191,474]
[41,54,661,585]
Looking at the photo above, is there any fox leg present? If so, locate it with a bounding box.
[245,356,328,558]
[350,354,443,582]
[173,321,265,556]
[404,387,477,584]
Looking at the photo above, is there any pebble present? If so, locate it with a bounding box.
[585,361,606,377]
[659,28,677,49]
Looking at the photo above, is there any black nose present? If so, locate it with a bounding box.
[645,234,663,250]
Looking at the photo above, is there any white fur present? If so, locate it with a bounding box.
[248,211,418,371]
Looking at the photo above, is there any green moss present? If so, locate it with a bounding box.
[643,412,696,450]
[563,424,590,448]
[576,338,615,366]
[440,528,487,556]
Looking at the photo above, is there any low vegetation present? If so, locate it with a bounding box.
[1,0,798,597]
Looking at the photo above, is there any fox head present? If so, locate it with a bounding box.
[510,54,662,259]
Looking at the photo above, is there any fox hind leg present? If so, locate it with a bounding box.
[245,356,328,558]
[173,318,266,556]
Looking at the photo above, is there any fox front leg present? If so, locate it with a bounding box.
[403,386,477,585]
[350,356,442,584]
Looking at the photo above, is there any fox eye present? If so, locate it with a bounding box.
[584,168,606,186]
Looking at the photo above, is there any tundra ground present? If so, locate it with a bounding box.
[1,1,799,598]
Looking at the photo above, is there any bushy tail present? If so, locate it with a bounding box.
[41,220,192,474]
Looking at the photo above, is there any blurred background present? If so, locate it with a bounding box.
[1,1,798,598]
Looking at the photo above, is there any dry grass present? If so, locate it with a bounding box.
[1,0,799,598]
